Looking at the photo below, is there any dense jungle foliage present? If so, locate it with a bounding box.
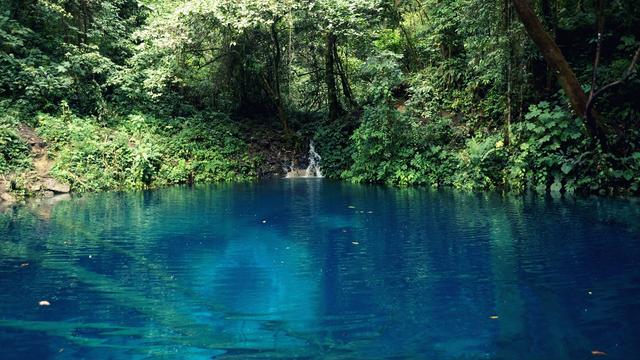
[1,0,639,195]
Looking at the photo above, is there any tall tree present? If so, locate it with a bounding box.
[325,31,342,121]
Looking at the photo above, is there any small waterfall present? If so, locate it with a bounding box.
[285,141,324,178]
[305,141,323,177]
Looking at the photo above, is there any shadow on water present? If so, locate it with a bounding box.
[1,181,639,359]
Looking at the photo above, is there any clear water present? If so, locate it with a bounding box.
[1,180,639,359]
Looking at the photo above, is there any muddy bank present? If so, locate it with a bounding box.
[0,124,71,207]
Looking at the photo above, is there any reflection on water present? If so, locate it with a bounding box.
[1,181,639,359]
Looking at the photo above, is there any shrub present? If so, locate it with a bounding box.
[313,116,356,179]
[36,107,257,192]
[0,114,31,174]
[452,134,507,191]
[344,104,427,186]
[505,101,640,194]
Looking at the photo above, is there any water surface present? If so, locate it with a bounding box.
[1,180,639,359]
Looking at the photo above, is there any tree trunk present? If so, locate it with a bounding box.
[589,0,605,101]
[512,0,603,143]
[270,18,289,134]
[81,0,89,44]
[333,44,356,109]
[325,31,341,122]
[504,0,514,146]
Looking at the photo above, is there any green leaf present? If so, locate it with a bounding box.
[569,132,582,140]
[561,163,573,174]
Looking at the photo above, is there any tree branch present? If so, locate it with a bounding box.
[586,45,640,122]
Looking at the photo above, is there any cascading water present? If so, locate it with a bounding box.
[285,141,324,178]
[305,140,323,177]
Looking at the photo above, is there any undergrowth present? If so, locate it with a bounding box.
[35,104,257,192]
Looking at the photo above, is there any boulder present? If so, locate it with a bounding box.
[43,191,55,198]
[29,183,42,192]
[42,178,70,193]
[285,169,305,178]
[1,192,16,204]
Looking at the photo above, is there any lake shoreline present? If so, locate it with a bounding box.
[2,176,638,216]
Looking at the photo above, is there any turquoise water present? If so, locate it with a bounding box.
[1,180,639,359]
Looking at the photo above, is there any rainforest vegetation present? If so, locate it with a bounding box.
[1,0,639,196]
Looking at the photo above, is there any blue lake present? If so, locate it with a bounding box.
[1,180,639,359]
